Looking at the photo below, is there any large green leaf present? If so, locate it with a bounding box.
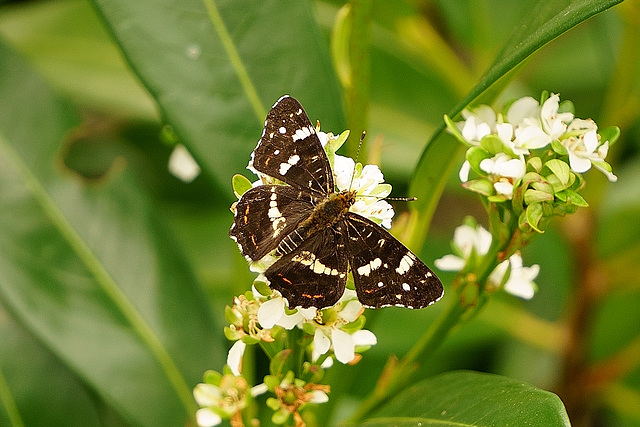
[406,0,623,249]
[353,371,570,427]
[0,41,222,426]
[90,0,345,196]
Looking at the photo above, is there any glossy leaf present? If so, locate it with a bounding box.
[0,42,222,426]
[357,371,570,427]
[90,0,345,196]
[407,0,623,249]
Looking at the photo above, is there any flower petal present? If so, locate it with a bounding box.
[507,96,539,125]
[459,160,471,182]
[227,340,246,376]
[196,408,222,427]
[567,151,592,173]
[340,300,363,323]
[352,329,377,346]
[332,329,355,364]
[309,390,329,404]
[194,383,222,406]
[434,254,466,271]
[257,297,285,329]
[314,330,331,355]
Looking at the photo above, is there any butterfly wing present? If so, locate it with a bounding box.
[265,225,348,309]
[251,95,334,196]
[344,213,444,309]
[230,185,317,261]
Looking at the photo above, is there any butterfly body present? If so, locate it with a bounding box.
[230,95,443,309]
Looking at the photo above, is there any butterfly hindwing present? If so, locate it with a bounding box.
[344,213,444,309]
[265,225,349,308]
[230,185,318,261]
[251,96,333,196]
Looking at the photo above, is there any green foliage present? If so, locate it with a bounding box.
[1,0,638,426]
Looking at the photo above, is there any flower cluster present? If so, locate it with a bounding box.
[447,92,618,233]
[435,218,539,300]
[196,127,385,426]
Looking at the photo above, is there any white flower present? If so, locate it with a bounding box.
[334,155,395,229]
[309,289,375,364]
[489,253,539,300]
[479,153,526,198]
[168,144,201,182]
[540,94,574,139]
[459,105,497,144]
[257,295,316,329]
[435,223,492,272]
[561,130,617,181]
[506,96,539,125]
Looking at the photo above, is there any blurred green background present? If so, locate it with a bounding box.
[1,0,639,426]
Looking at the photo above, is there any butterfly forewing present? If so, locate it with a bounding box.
[230,185,318,261]
[266,226,349,308]
[344,213,443,309]
[251,96,333,196]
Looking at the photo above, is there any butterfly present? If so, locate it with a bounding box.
[230,95,443,309]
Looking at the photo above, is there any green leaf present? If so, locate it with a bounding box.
[90,0,344,197]
[356,371,570,427]
[599,125,621,145]
[407,0,622,249]
[0,41,222,426]
[232,173,253,198]
[545,159,572,187]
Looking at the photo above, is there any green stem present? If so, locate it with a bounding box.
[344,0,371,160]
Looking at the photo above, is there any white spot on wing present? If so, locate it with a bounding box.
[396,253,415,275]
[279,162,292,175]
[279,126,286,134]
[402,283,410,291]
[292,125,314,142]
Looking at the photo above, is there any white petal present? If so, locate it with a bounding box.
[515,125,551,149]
[196,408,222,427]
[434,254,466,271]
[309,390,329,403]
[507,96,539,125]
[314,330,331,355]
[476,122,492,140]
[493,180,514,197]
[583,130,599,153]
[257,297,285,329]
[227,340,246,376]
[194,383,222,406]
[352,329,377,346]
[251,383,269,397]
[475,225,493,256]
[332,329,355,364]
[461,116,479,141]
[168,144,200,183]
[340,300,363,323]
[297,307,318,320]
[459,160,471,182]
[488,259,510,287]
[453,224,478,258]
[567,151,592,173]
[497,158,525,179]
[496,122,514,144]
[275,311,304,330]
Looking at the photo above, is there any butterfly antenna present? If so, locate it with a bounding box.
[348,131,367,191]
